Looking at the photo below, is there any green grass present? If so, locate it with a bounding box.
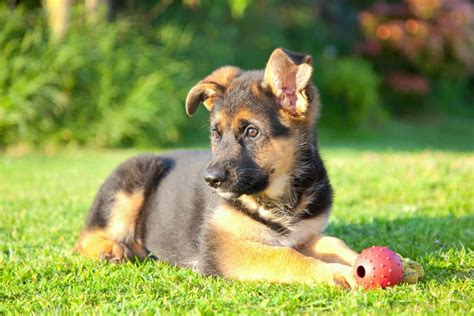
[1,122,473,314]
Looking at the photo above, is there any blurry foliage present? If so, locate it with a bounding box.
[316,57,385,127]
[0,0,473,149]
[358,0,474,115]
[0,5,192,148]
[360,1,474,76]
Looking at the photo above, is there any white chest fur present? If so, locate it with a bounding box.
[209,204,329,249]
[236,194,329,248]
[273,215,329,248]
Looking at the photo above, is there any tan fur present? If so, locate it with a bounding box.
[76,190,148,261]
[300,235,359,266]
[75,229,125,260]
[213,203,329,248]
[107,190,144,241]
[231,108,253,130]
[208,205,356,287]
[207,66,242,89]
[186,66,242,115]
[259,137,296,200]
[208,205,277,244]
[238,194,260,210]
[279,215,329,248]
[301,85,320,125]
[199,83,220,111]
[212,111,228,127]
[251,81,262,97]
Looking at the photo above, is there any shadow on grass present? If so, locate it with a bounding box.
[327,214,473,283]
[131,215,473,286]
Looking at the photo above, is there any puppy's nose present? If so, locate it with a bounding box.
[204,167,228,188]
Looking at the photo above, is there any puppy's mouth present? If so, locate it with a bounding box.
[216,190,239,199]
[212,175,269,199]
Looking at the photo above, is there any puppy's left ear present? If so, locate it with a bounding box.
[185,66,241,116]
[264,48,313,116]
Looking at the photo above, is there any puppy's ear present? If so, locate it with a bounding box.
[185,66,241,116]
[264,48,313,116]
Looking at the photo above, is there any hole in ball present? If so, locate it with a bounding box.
[356,266,366,278]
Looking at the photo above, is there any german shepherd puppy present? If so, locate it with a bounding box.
[76,48,359,288]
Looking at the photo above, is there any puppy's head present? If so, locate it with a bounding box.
[185,48,320,198]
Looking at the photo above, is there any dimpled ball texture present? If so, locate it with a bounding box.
[354,246,404,289]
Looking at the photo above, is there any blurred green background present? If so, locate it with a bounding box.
[1,0,473,150]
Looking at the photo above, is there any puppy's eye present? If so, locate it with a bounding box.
[211,129,221,140]
[245,127,259,138]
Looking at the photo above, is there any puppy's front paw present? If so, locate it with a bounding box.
[322,263,358,289]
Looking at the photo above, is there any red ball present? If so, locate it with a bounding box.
[354,246,404,289]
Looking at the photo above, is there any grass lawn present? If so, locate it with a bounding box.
[1,119,473,314]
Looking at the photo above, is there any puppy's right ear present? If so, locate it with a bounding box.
[185,66,241,116]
